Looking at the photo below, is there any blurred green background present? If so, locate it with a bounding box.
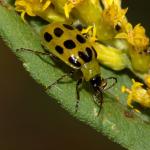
[0,1,149,150]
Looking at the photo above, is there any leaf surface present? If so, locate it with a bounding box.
[0,5,150,150]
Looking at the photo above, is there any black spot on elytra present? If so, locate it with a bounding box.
[91,46,97,58]
[76,25,83,31]
[55,45,63,54]
[44,32,53,42]
[76,34,86,43]
[54,27,64,37]
[64,40,76,49]
[78,47,92,62]
[63,24,74,30]
[78,51,90,62]
[86,47,92,57]
[68,56,81,67]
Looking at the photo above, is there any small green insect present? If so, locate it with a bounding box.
[19,22,117,114]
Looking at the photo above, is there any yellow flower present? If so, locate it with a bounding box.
[15,0,51,21]
[145,74,150,88]
[81,25,97,43]
[116,23,149,51]
[101,0,121,8]
[102,2,128,31]
[121,79,150,109]
[64,0,84,18]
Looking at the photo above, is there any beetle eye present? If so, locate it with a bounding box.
[90,75,101,88]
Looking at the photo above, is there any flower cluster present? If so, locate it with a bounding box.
[116,23,149,52]
[15,0,51,21]
[100,0,150,73]
[122,79,150,109]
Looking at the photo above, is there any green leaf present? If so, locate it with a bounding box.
[0,5,150,150]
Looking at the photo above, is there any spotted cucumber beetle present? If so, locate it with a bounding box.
[19,22,117,114]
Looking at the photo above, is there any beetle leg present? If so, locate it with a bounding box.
[75,78,83,113]
[16,48,52,56]
[16,47,57,63]
[93,90,103,116]
[46,72,74,90]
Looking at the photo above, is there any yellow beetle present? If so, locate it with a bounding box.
[19,22,117,114]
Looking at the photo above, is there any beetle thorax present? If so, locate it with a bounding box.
[81,59,100,81]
